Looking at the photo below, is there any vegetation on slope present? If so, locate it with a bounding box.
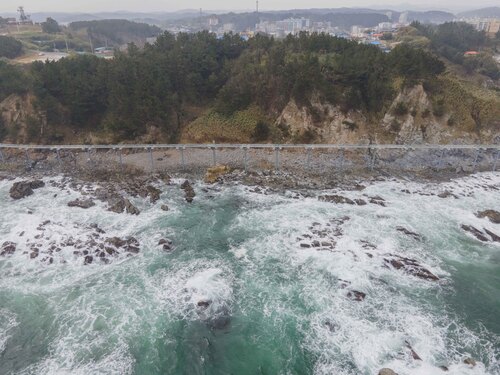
[0,25,498,144]
[69,19,161,46]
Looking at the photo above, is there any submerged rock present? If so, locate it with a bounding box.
[346,290,366,301]
[9,180,45,200]
[160,204,169,211]
[318,195,355,205]
[0,241,16,256]
[461,224,493,242]
[396,226,423,241]
[67,198,95,209]
[158,238,173,252]
[476,210,500,224]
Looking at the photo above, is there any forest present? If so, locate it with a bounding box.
[2,25,498,143]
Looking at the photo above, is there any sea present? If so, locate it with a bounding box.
[0,172,499,375]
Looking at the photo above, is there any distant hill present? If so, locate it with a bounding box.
[457,7,500,19]
[3,11,209,25]
[405,11,455,24]
[173,11,390,32]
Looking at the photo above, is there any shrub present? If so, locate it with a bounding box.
[0,115,6,141]
[252,121,270,142]
[342,120,358,131]
[433,99,445,117]
[447,115,456,126]
[393,102,409,116]
[390,120,401,132]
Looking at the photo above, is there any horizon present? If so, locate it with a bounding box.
[1,1,499,15]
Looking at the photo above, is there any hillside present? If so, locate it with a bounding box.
[457,7,500,19]
[0,29,499,146]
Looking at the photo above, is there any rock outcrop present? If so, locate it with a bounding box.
[181,180,195,203]
[9,180,45,200]
[476,210,500,224]
[384,255,439,281]
[204,165,231,184]
[68,198,95,209]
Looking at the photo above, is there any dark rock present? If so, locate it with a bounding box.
[319,195,355,205]
[384,255,439,281]
[484,228,500,242]
[346,290,366,301]
[10,182,32,200]
[354,199,367,206]
[181,180,196,203]
[90,224,105,234]
[9,180,45,199]
[84,255,93,265]
[0,241,16,256]
[378,369,398,375]
[405,340,422,360]
[438,190,457,199]
[124,199,140,215]
[30,251,39,259]
[108,196,126,213]
[197,300,211,308]
[160,204,169,211]
[369,195,387,206]
[29,180,45,189]
[438,365,449,371]
[106,237,127,248]
[324,321,338,332]
[300,243,311,248]
[396,226,422,241]
[158,238,172,246]
[67,198,95,209]
[461,225,489,242]
[463,358,476,367]
[146,185,161,203]
[476,210,500,224]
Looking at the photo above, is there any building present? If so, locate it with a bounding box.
[208,16,219,27]
[399,12,409,24]
[377,22,393,32]
[463,18,500,37]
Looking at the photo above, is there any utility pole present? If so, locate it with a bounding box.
[88,31,94,54]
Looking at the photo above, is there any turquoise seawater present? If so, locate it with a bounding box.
[0,173,499,375]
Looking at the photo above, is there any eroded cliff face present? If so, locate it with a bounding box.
[0,94,43,144]
[276,85,500,144]
[276,95,372,144]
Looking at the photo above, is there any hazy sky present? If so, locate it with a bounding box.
[0,0,497,13]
